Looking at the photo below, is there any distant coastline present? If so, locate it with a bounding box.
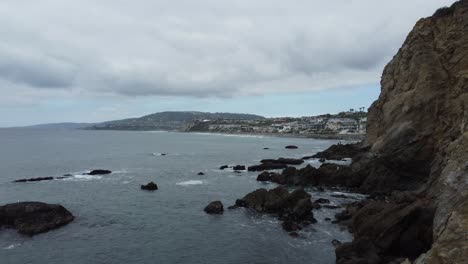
[183,131,364,141]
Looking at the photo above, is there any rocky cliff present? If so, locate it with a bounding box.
[332,1,468,263]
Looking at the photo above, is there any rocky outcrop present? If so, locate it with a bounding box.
[331,1,468,263]
[255,164,357,188]
[204,201,224,214]
[141,182,158,191]
[247,163,288,172]
[0,202,74,236]
[234,187,316,232]
[310,143,363,161]
[87,170,112,175]
[232,165,246,171]
[260,158,304,165]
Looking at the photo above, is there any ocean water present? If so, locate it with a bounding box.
[0,129,360,264]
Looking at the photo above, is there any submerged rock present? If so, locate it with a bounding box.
[219,165,228,170]
[141,182,158,191]
[204,201,224,214]
[13,177,55,183]
[0,202,74,236]
[197,172,205,176]
[285,145,298,149]
[232,165,246,171]
[87,170,112,175]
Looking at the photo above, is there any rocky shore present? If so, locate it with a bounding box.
[315,2,468,263]
[216,1,468,263]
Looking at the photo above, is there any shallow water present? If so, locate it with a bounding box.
[0,129,358,264]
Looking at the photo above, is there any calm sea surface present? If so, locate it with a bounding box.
[0,129,358,264]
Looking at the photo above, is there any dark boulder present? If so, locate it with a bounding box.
[0,202,74,236]
[314,198,330,204]
[263,147,270,150]
[87,170,112,175]
[282,220,302,232]
[256,171,273,182]
[13,177,55,183]
[141,182,158,191]
[219,165,228,170]
[197,172,205,175]
[235,187,316,232]
[232,165,246,171]
[285,145,298,149]
[260,158,304,165]
[204,201,224,214]
[248,163,288,172]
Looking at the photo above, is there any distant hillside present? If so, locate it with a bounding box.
[88,111,265,131]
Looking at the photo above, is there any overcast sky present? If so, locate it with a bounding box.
[0,0,456,126]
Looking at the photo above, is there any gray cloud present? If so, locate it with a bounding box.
[0,0,456,102]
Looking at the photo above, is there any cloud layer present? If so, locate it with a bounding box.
[0,0,456,103]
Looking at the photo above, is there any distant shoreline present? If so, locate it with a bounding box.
[183,131,365,141]
[90,128,365,141]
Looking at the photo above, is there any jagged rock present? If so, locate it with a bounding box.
[285,145,298,149]
[235,187,316,231]
[312,144,362,161]
[333,1,468,263]
[87,170,112,175]
[0,202,74,236]
[141,182,158,191]
[260,158,304,165]
[232,165,246,171]
[204,201,224,214]
[247,163,288,172]
[256,171,274,182]
[13,177,55,183]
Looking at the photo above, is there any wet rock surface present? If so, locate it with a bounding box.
[87,170,112,175]
[13,177,55,183]
[0,202,74,236]
[204,201,224,214]
[141,182,158,191]
[234,187,316,232]
[260,158,304,165]
[248,163,288,172]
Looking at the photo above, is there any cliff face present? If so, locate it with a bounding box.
[336,1,468,263]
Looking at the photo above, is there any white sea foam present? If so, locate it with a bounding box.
[176,180,204,186]
[63,174,103,181]
[192,132,267,139]
[3,244,20,250]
